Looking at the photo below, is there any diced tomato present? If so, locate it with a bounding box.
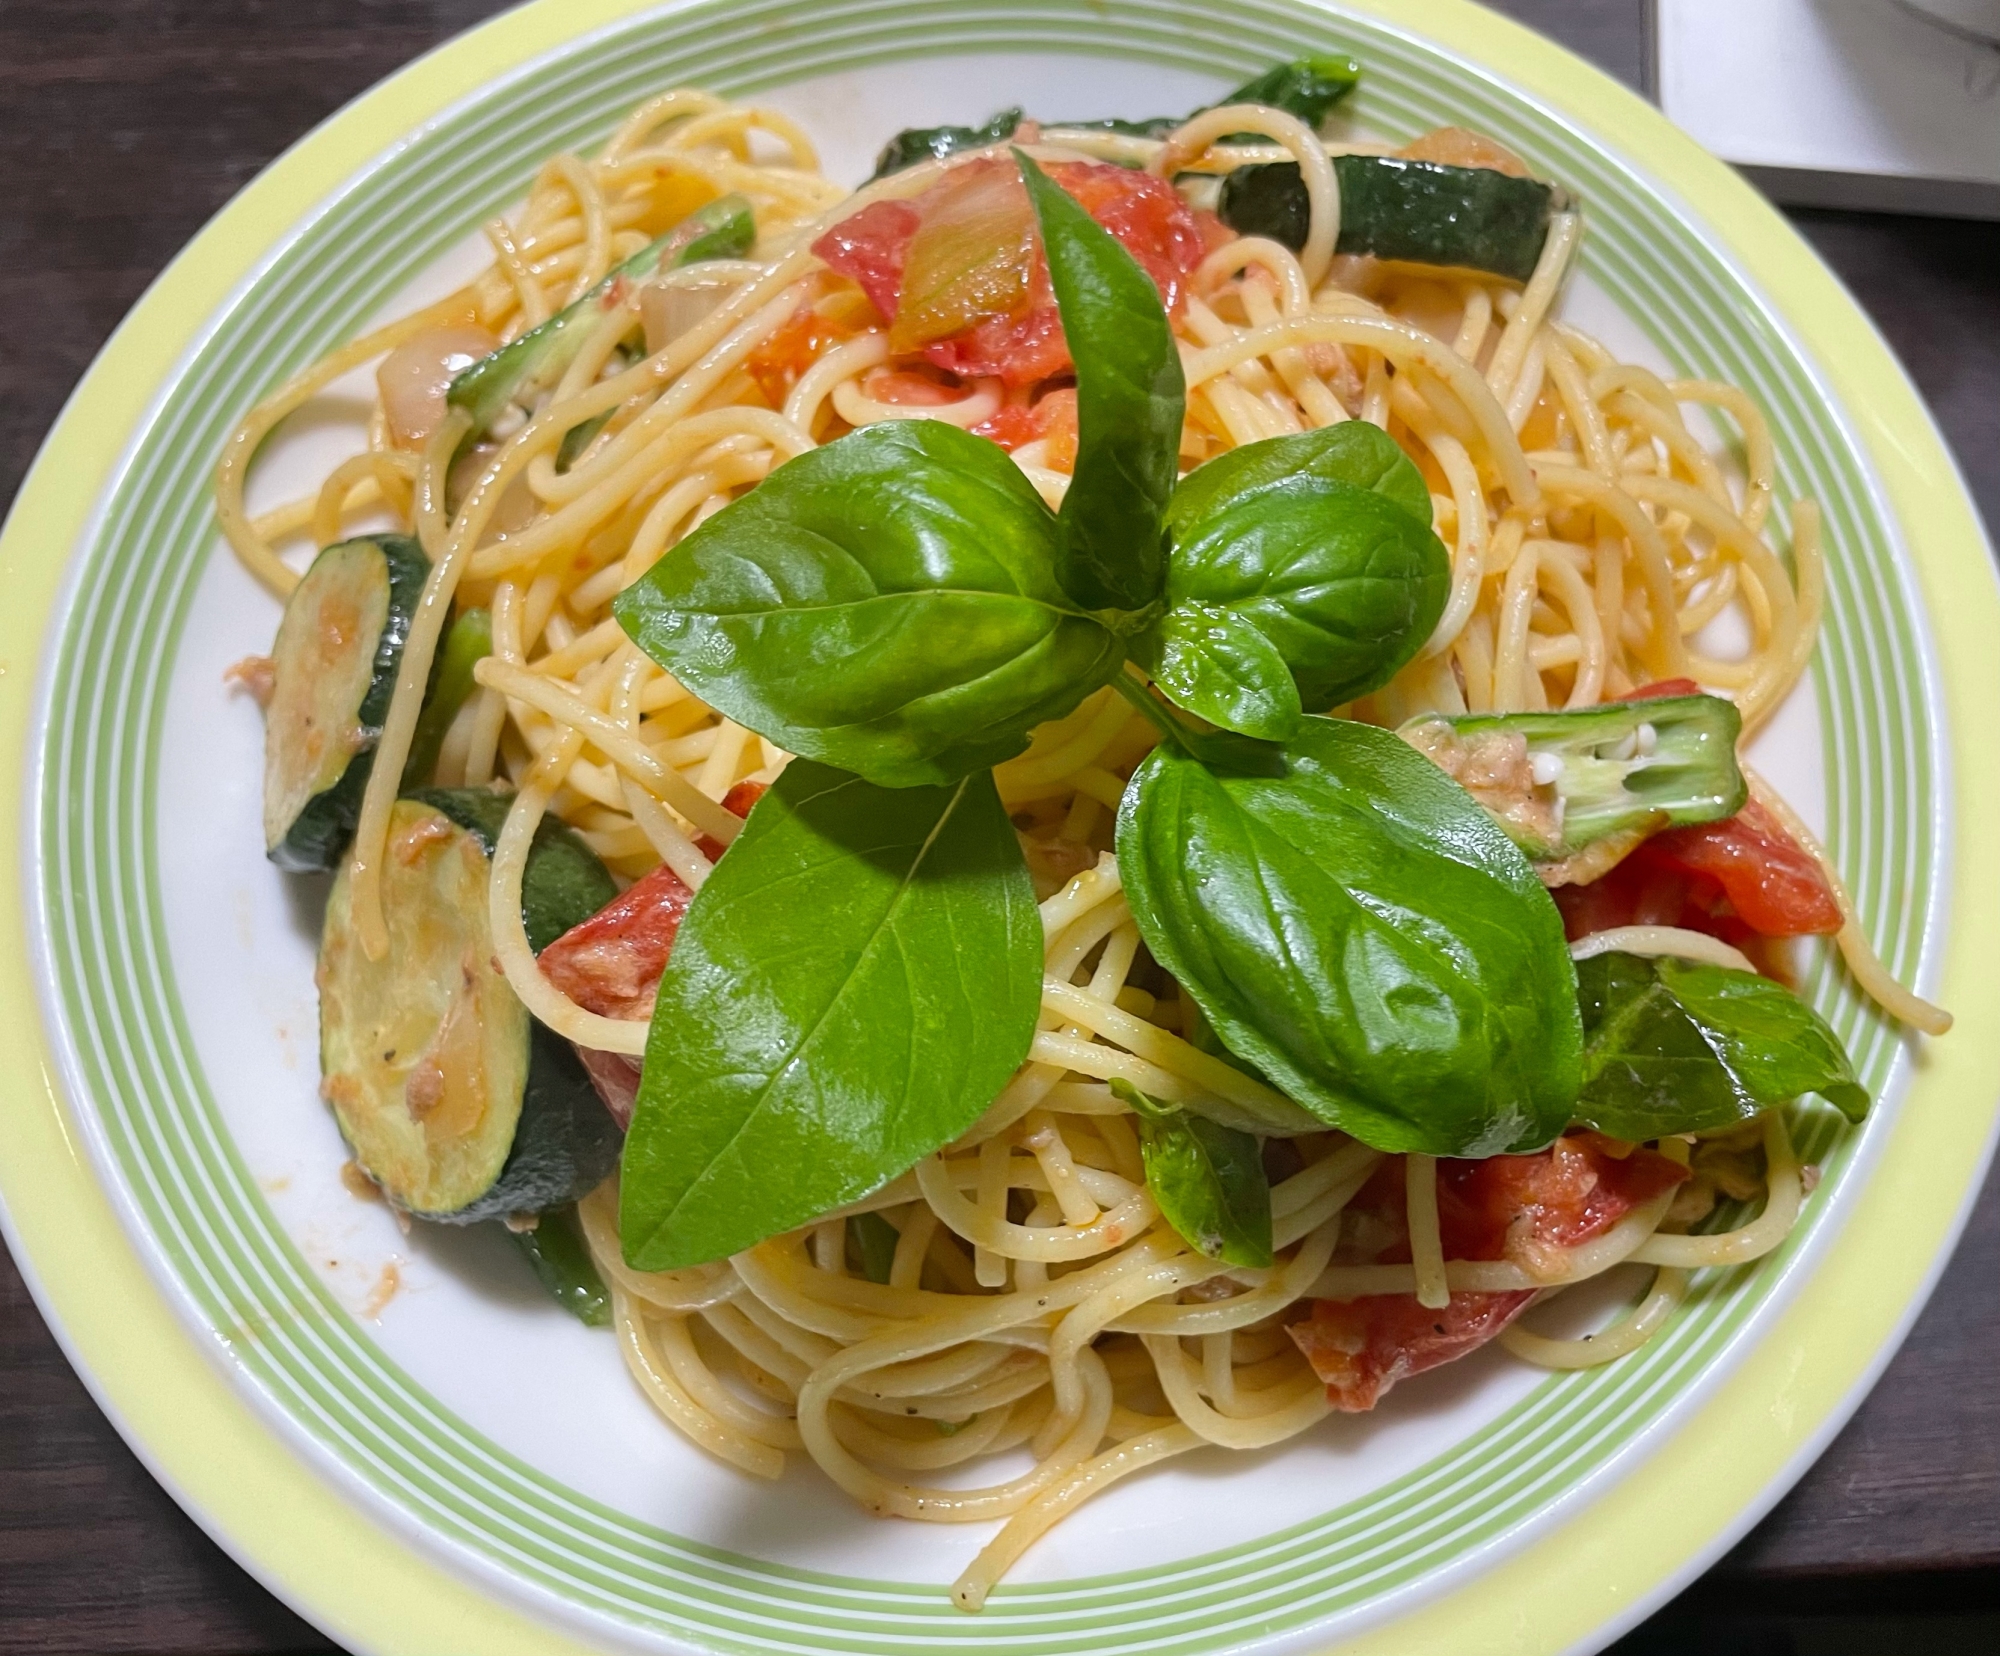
[540,861,695,1023]
[542,782,767,1020]
[1290,1135,1687,1410]
[1618,677,1703,701]
[745,287,868,405]
[1291,1292,1537,1413]
[545,779,766,1122]
[1554,797,1841,944]
[813,157,1204,387]
[973,386,1078,468]
[696,779,767,860]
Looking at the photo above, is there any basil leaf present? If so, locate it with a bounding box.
[1015,149,1181,618]
[1575,952,1868,1138]
[1111,1080,1273,1266]
[1150,426,1448,723]
[1144,601,1303,740]
[1169,421,1433,531]
[613,420,1122,788]
[620,761,1042,1269]
[1117,716,1582,1156]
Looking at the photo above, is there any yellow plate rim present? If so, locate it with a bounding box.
[2,2,1996,1651]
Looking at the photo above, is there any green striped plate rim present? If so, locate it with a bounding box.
[33,1,1942,1650]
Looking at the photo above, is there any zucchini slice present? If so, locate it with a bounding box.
[1217,156,1566,282]
[446,193,756,446]
[318,791,620,1223]
[263,534,429,873]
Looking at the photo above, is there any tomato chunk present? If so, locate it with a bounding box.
[973,386,1078,467]
[1617,677,1703,701]
[539,860,695,1023]
[542,781,766,1021]
[696,779,767,860]
[543,780,764,1124]
[1555,797,1841,944]
[813,157,1204,386]
[1290,1136,1687,1410]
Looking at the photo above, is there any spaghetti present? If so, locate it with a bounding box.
[218,78,1946,1609]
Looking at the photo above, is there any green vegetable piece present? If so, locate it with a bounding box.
[509,1204,611,1327]
[868,107,1025,182]
[1111,1079,1273,1267]
[317,794,621,1223]
[1144,424,1449,734]
[408,785,619,953]
[935,1415,977,1437]
[613,419,1122,788]
[1404,693,1746,861]
[446,193,756,442]
[555,408,614,473]
[620,761,1042,1269]
[263,534,431,872]
[1016,149,1181,617]
[1117,716,1582,1156]
[1219,55,1363,128]
[1219,156,1563,283]
[881,57,1366,166]
[1144,602,1303,741]
[849,1211,901,1285]
[402,606,492,788]
[1575,952,1868,1139]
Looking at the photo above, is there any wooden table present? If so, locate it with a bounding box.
[2,3,1995,1651]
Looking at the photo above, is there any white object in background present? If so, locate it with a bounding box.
[1656,0,2000,217]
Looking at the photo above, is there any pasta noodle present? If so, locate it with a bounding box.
[219,78,1944,1608]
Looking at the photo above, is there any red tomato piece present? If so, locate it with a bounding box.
[539,860,695,1023]
[1554,797,1841,943]
[744,287,867,405]
[1617,677,1703,701]
[545,780,766,1123]
[544,780,760,1024]
[696,779,767,861]
[813,158,1203,387]
[542,780,768,1020]
[972,386,1078,468]
[1290,1136,1687,1410]
[1290,1291,1537,1414]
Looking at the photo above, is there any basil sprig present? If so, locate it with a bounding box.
[1118,716,1583,1156]
[1575,951,1868,1139]
[620,761,1041,1270]
[1112,1079,1273,1267]
[617,153,1448,783]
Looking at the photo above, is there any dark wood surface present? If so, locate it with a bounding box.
[1,4,1995,1652]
